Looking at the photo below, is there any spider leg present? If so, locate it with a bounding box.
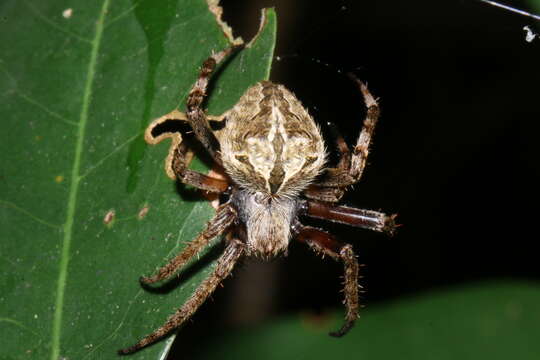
[315,75,380,188]
[140,204,237,284]
[172,140,229,193]
[186,45,242,163]
[302,200,397,236]
[295,225,360,337]
[145,109,227,180]
[303,123,351,202]
[119,239,245,355]
[303,184,345,203]
[327,121,352,172]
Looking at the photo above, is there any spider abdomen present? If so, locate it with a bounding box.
[220,81,327,197]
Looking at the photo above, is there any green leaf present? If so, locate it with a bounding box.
[0,1,276,359]
[526,0,540,13]
[193,281,540,360]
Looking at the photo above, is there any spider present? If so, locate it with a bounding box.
[119,45,397,354]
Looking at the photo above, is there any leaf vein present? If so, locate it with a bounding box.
[16,92,77,127]
[0,317,41,338]
[79,132,141,180]
[22,0,92,44]
[80,291,144,360]
[50,1,111,359]
[0,200,61,229]
[103,0,144,29]
[0,61,77,126]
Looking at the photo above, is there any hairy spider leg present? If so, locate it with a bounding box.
[314,75,381,189]
[119,240,245,355]
[295,225,360,337]
[140,204,237,284]
[185,45,243,163]
[172,140,230,193]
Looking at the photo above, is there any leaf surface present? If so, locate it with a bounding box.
[0,1,276,359]
[193,282,540,360]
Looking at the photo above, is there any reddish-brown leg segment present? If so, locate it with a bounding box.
[303,184,345,203]
[140,204,237,284]
[304,200,397,235]
[295,225,360,337]
[172,141,229,193]
[119,240,245,355]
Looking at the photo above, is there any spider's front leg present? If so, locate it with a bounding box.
[313,75,380,190]
[119,239,245,355]
[185,45,242,162]
[295,225,360,337]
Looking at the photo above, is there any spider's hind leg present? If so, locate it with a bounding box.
[119,239,245,355]
[140,204,237,285]
[295,225,360,337]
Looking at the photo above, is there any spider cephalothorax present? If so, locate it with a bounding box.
[119,45,397,355]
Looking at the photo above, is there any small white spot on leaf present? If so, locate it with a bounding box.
[138,205,149,220]
[62,8,73,19]
[103,209,115,226]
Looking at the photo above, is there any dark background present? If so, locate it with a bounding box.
[171,0,539,357]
